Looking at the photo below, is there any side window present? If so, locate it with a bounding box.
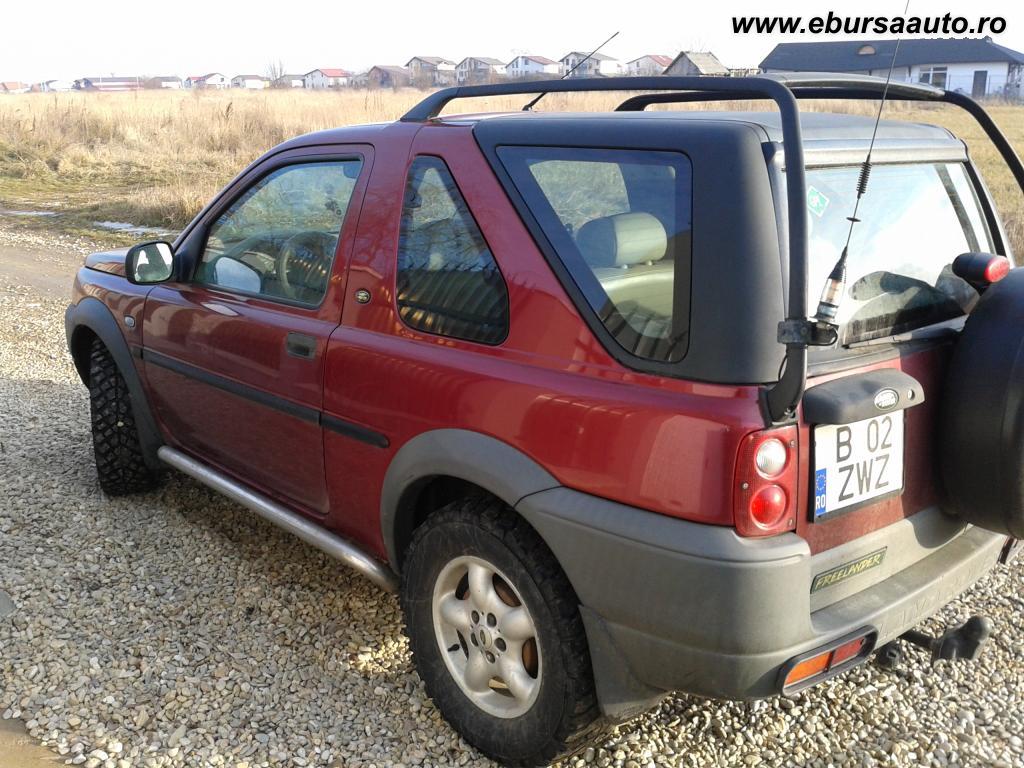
[498,147,693,363]
[396,156,509,344]
[196,159,362,305]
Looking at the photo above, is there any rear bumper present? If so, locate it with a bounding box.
[516,488,1006,718]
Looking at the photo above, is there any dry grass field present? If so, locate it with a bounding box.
[0,87,1021,252]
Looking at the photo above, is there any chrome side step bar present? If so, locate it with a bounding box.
[158,446,398,592]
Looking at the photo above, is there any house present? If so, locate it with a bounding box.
[506,55,560,79]
[271,74,305,89]
[366,65,411,88]
[185,73,228,89]
[0,81,29,94]
[74,77,142,92]
[662,51,730,77]
[625,55,674,77]
[455,57,506,84]
[759,37,1024,99]
[231,75,267,89]
[405,56,456,86]
[559,51,620,78]
[38,79,74,92]
[304,68,352,89]
[145,76,182,89]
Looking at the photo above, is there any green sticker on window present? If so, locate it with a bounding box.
[808,186,830,218]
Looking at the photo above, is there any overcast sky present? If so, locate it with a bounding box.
[3,0,1024,83]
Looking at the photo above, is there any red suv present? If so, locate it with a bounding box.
[65,75,1024,765]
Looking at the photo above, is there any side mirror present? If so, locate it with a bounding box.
[126,241,175,284]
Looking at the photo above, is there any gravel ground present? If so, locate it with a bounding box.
[1,244,1024,768]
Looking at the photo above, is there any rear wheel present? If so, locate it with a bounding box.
[400,496,605,766]
[88,338,158,496]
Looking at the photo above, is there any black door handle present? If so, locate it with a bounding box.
[285,332,317,360]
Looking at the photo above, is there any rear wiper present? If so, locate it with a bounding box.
[845,317,965,348]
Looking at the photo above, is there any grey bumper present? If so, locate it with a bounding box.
[516,488,1006,718]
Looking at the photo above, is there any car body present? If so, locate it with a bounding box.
[64,75,1024,765]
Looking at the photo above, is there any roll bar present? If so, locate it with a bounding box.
[401,74,1024,424]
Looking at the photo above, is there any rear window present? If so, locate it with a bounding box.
[498,147,693,363]
[806,162,993,345]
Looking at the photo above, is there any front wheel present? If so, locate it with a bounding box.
[88,338,159,496]
[400,497,604,766]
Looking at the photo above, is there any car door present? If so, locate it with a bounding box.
[141,146,372,515]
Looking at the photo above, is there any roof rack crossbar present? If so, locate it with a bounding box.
[615,86,943,111]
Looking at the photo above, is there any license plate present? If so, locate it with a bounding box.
[813,414,904,520]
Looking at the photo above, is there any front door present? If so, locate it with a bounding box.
[972,70,988,98]
[141,149,370,515]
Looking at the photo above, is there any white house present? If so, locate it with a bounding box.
[39,79,74,92]
[455,57,506,84]
[506,55,560,79]
[760,37,1024,99]
[662,51,729,77]
[304,68,352,89]
[406,56,456,86]
[1,81,30,94]
[185,73,228,89]
[625,55,674,77]
[559,51,620,78]
[231,75,267,89]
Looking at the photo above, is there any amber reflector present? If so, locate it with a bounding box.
[830,636,866,666]
[784,651,830,687]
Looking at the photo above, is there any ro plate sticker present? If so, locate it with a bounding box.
[814,468,827,517]
[808,186,830,218]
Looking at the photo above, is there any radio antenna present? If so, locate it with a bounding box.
[522,31,619,111]
[813,0,911,328]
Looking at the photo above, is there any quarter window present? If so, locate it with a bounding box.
[197,159,362,305]
[396,157,509,344]
[498,147,693,363]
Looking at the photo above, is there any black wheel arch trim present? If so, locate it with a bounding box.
[380,429,560,570]
[65,297,164,470]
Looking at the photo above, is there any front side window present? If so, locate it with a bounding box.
[196,159,362,305]
[806,162,993,345]
[396,157,509,344]
[498,147,693,363]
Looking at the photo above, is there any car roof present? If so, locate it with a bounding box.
[277,110,954,152]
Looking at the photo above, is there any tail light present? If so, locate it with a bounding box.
[734,426,798,537]
[952,252,1011,289]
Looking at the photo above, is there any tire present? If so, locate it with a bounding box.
[88,338,158,496]
[400,496,605,766]
[940,267,1024,537]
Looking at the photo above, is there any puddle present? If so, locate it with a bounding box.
[93,220,174,237]
[0,209,57,217]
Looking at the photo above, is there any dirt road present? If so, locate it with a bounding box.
[0,241,85,299]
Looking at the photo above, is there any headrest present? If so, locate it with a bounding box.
[576,212,668,268]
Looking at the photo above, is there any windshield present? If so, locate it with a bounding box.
[805,162,993,345]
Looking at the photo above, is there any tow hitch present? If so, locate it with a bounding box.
[875,616,991,670]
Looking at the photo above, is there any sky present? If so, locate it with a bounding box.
[2,0,1024,83]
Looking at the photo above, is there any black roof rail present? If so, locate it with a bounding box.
[398,73,943,122]
[399,74,1024,426]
